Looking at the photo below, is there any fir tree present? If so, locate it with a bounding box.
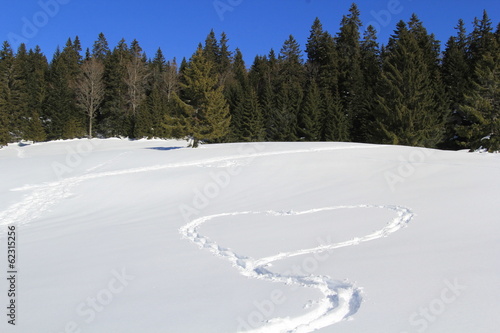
[44,38,85,139]
[179,48,231,147]
[92,33,111,61]
[0,42,11,145]
[238,88,264,142]
[273,35,304,141]
[305,18,339,94]
[336,3,363,142]
[374,20,444,147]
[225,49,247,141]
[0,42,15,143]
[298,80,321,141]
[321,89,349,142]
[456,45,500,151]
[99,39,130,137]
[25,111,46,142]
[441,20,471,149]
[359,25,381,142]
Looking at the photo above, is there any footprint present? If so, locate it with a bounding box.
[179,205,414,332]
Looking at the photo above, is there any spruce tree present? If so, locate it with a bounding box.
[218,32,232,85]
[336,3,363,142]
[99,39,129,137]
[456,42,499,151]
[441,20,471,149]
[225,49,247,141]
[321,89,349,142]
[44,38,85,139]
[305,18,339,97]
[179,48,231,147]
[0,42,11,145]
[273,35,304,141]
[92,33,111,61]
[374,20,443,147]
[238,88,264,142]
[298,80,321,141]
[0,42,15,143]
[359,25,381,143]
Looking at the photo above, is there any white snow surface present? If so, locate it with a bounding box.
[0,138,499,333]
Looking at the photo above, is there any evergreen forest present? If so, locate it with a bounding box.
[0,4,499,151]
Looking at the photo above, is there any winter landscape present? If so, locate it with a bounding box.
[0,138,499,332]
[1,1,499,332]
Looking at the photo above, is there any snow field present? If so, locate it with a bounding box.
[0,139,498,332]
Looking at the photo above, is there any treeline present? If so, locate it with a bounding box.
[0,4,499,150]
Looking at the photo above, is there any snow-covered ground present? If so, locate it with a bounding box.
[0,138,499,333]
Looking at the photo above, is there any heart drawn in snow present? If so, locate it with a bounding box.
[180,205,414,333]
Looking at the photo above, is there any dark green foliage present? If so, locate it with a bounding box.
[0,6,498,152]
[321,89,350,142]
[44,38,84,139]
[374,20,444,147]
[456,48,499,151]
[178,48,231,147]
[298,80,321,141]
[359,25,381,142]
[305,18,339,97]
[336,4,363,142]
[98,39,130,137]
[238,88,264,142]
[441,20,471,149]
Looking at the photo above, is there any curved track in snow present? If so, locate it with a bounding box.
[0,144,380,230]
[0,143,414,332]
[180,205,414,332]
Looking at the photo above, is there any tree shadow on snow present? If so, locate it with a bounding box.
[145,147,184,151]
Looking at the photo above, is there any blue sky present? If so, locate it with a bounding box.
[1,0,499,65]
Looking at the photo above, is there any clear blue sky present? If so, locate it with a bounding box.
[1,0,499,65]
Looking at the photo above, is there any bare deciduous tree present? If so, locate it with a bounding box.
[124,43,149,118]
[76,57,105,138]
[163,60,179,102]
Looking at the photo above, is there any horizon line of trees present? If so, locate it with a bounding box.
[0,4,499,150]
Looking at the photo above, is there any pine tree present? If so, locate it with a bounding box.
[0,42,11,145]
[25,111,46,142]
[456,42,499,151]
[468,11,495,74]
[298,80,321,141]
[218,32,232,85]
[273,35,305,141]
[225,49,247,141]
[441,20,471,149]
[179,48,231,147]
[359,25,381,142]
[99,39,129,137]
[321,89,349,142]
[92,33,111,61]
[305,18,339,96]
[27,46,48,131]
[203,30,219,74]
[0,42,15,143]
[137,48,173,139]
[44,38,85,139]
[238,88,264,142]
[374,20,444,147]
[336,3,363,142]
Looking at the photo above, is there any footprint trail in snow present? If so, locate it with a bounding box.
[0,143,414,332]
[180,205,414,333]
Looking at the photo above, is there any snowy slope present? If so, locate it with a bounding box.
[0,138,499,333]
